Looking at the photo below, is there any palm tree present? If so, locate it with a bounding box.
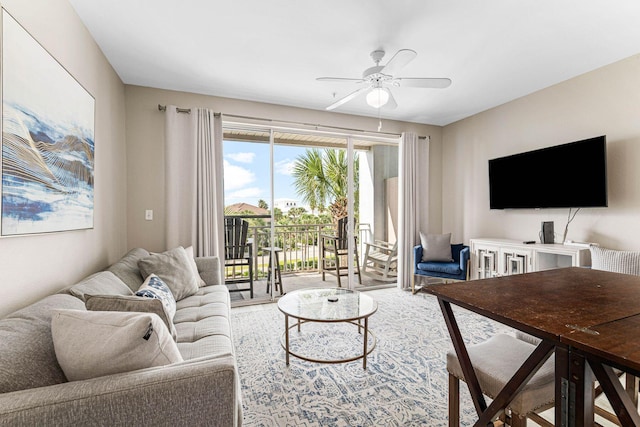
[292,148,358,223]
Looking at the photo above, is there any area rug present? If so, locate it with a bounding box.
[231,288,513,426]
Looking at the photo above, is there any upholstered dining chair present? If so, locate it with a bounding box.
[590,244,640,276]
[447,334,555,427]
[590,245,640,418]
[447,334,556,427]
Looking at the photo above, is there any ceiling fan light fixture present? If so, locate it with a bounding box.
[366,87,389,108]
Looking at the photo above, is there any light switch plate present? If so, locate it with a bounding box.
[145,210,153,220]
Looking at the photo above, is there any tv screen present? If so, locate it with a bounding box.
[489,136,607,209]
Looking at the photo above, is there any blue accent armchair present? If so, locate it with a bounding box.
[413,243,470,287]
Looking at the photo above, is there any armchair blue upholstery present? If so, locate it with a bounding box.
[414,243,470,282]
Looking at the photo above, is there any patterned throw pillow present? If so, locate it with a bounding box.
[136,274,177,322]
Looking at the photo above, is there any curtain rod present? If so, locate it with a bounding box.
[157,104,428,140]
[158,104,192,114]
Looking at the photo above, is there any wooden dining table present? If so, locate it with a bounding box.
[426,267,640,426]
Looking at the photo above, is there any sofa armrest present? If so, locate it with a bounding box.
[195,256,222,286]
[0,354,241,427]
[413,245,423,273]
[459,247,470,270]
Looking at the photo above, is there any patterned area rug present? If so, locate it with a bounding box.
[231,288,513,426]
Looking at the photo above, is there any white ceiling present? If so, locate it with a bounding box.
[68,0,640,126]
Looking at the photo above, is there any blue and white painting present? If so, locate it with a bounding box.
[2,10,95,235]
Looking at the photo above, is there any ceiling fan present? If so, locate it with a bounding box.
[317,49,451,111]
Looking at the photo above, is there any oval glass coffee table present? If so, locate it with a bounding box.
[277,288,378,369]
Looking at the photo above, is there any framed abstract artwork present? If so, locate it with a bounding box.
[1,9,95,236]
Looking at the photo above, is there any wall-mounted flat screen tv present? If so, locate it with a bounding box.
[489,136,607,209]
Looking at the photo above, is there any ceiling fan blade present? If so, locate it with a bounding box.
[395,77,452,89]
[326,86,371,111]
[383,90,398,110]
[317,77,365,83]
[380,49,417,76]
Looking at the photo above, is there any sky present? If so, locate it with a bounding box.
[223,140,309,210]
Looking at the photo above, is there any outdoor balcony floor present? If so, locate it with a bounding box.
[228,271,397,306]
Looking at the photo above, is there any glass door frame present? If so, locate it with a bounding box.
[223,120,400,300]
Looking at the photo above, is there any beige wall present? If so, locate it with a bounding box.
[442,54,640,250]
[0,0,127,318]
[124,85,443,252]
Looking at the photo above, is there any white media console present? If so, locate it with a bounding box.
[470,238,591,280]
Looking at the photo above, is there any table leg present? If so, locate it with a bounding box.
[557,346,595,427]
[285,314,290,366]
[570,351,594,427]
[438,299,488,416]
[274,250,282,295]
[267,252,272,293]
[556,345,570,427]
[363,317,368,370]
[589,357,640,426]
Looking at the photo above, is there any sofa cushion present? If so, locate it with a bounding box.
[173,286,234,360]
[69,271,133,302]
[420,232,453,262]
[107,248,151,292]
[51,309,183,382]
[185,246,207,287]
[138,246,199,301]
[417,261,462,275]
[85,294,177,340]
[0,294,85,393]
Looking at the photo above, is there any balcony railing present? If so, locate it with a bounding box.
[224,216,371,281]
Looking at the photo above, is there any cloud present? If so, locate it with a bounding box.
[275,159,295,176]
[226,152,255,163]
[226,187,262,200]
[223,159,255,191]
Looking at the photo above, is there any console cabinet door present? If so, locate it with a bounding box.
[501,249,533,276]
[472,244,500,279]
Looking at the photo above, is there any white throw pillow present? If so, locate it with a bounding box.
[51,309,183,382]
[184,246,207,287]
[420,232,454,262]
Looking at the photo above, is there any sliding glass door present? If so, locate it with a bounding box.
[222,123,399,306]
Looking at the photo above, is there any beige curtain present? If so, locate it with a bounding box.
[164,106,224,257]
[397,132,428,290]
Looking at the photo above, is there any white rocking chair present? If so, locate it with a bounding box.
[362,240,398,282]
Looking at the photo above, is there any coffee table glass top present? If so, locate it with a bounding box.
[278,288,377,322]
